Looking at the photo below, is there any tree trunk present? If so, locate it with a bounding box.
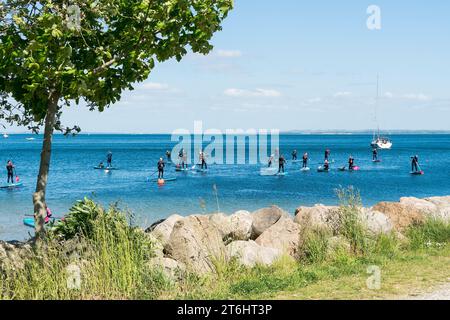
[34,91,59,238]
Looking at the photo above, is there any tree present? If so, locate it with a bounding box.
[0,0,233,237]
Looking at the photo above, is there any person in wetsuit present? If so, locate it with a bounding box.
[268,155,274,168]
[278,155,286,173]
[302,152,309,168]
[157,158,165,179]
[292,150,298,161]
[411,155,419,172]
[178,148,186,169]
[106,151,113,167]
[199,150,207,169]
[325,149,330,161]
[6,160,14,183]
[372,148,378,161]
[348,155,355,170]
[166,150,172,163]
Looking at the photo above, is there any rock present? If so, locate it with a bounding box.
[294,205,340,233]
[359,208,393,235]
[229,210,253,241]
[208,211,253,242]
[424,197,450,221]
[226,240,282,267]
[0,241,32,270]
[255,217,301,257]
[165,216,225,274]
[372,202,425,231]
[209,213,233,239]
[251,206,288,239]
[148,257,186,281]
[400,197,438,215]
[147,214,184,247]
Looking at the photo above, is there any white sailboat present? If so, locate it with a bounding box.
[371,75,392,150]
[2,133,9,139]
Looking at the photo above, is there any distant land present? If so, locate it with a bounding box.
[2,130,450,135]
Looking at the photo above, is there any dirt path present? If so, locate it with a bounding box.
[403,282,450,300]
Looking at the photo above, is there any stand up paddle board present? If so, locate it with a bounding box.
[410,171,424,175]
[300,167,311,172]
[0,182,23,189]
[372,160,382,163]
[277,172,288,176]
[317,166,330,173]
[94,166,119,170]
[150,177,177,182]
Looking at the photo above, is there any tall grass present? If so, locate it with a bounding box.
[407,219,450,250]
[0,199,170,300]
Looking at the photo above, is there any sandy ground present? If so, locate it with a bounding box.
[403,282,450,300]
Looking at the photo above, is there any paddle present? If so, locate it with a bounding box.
[24,214,64,220]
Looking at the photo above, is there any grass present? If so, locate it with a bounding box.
[1,194,450,300]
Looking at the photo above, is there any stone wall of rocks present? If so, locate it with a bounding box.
[146,196,450,277]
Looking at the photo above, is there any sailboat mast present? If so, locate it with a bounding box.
[375,74,380,139]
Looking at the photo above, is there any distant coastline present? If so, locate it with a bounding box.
[3,130,450,136]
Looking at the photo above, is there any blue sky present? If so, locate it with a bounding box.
[10,1,450,133]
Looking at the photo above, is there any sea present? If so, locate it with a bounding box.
[1,133,449,241]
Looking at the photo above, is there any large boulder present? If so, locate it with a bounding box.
[148,257,186,281]
[294,205,340,233]
[229,210,253,241]
[424,196,450,221]
[165,216,225,274]
[251,206,288,239]
[146,214,184,247]
[359,208,393,235]
[226,240,282,267]
[209,211,253,242]
[372,202,425,231]
[255,217,301,257]
[399,197,438,215]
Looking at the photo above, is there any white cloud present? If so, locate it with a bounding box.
[403,93,432,101]
[216,50,242,58]
[333,91,352,98]
[224,88,282,98]
[383,92,432,101]
[141,82,170,90]
[307,97,322,104]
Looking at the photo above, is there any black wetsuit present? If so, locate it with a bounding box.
[292,151,297,161]
[324,161,329,171]
[278,157,286,173]
[302,155,308,168]
[106,153,112,167]
[166,151,172,163]
[6,163,14,183]
[325,150,330,161]
[373,149,378,161]
[411,156,419,172]
[178,150,185,168]
[349,158,354,170]
[157,160,165,178]
[201,156,207,169]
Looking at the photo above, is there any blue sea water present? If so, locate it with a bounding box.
[1,133,450,241]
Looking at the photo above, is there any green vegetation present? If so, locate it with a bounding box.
[1,196,449,300]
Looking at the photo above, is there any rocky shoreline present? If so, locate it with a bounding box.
[2,195,450,279]
[143,195,450,278]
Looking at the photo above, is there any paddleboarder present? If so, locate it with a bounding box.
[348,155,355,170]
[278,155,286,173]
[411,155,420,173]
[6,160,14,184]
[292,150,298,161]
[106,151,113,167]
[372,148,378,161]
[157,158,165,179]
[302,152,309,168]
